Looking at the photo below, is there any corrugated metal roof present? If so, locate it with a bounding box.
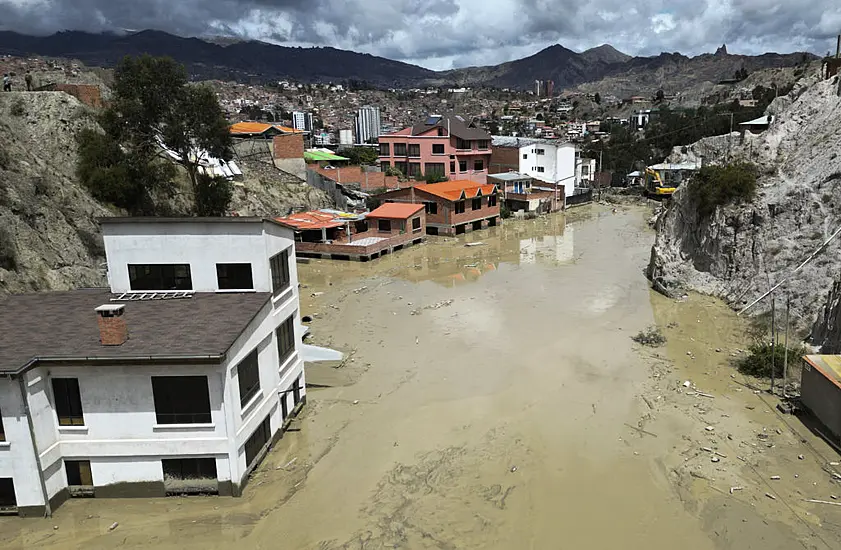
[804,355,841,389]
[304,150,350,162]
[488,172,532,182]
[275,211,347,230]
[649,162,702,171]
[230,122,304,135]
[491,136,575,148]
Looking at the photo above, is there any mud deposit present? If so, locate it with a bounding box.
[3,206,840,549]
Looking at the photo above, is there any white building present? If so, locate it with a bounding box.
[576,157,597,188]
[0,217,308,516]
[355,105,381,145]
[492,136,578,198]
[292,111,313,133]
[338,129,354,146]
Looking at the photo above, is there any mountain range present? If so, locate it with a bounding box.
[0,30,816,92]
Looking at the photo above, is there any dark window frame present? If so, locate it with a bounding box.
[449,161,456,173]
[0,404,5,442]
[152,376,212,425]
[407,143,421,158]
[472,198,482,211]
[432,143,445,155]
[488,194,498,207]
[473,159,484,172]
[377,219,392,232]
[378,143,390,156]
[393,143,407,156]
[458,160,467,172]
[276,315,296,365]
[244,416,271,468]
[412,217,422,231]
[270,249,291,297]
[455,201,466,214]
[408,162,422,177]
[425,202,438,215]
[128,264,192,291]
[424,162,445,177]
[236,349,261,408]
[52,378,84,426]
[162,458,217,481]
[216,263,254,290]
[65,460,93,487]
[0,479,16,508]
[477,140,489,150]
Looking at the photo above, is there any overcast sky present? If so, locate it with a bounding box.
[1,0,839,70]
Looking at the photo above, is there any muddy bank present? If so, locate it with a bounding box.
[2,205,840,550]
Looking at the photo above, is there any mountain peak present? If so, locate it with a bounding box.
[714,44,728,56]
[580,44,632,64]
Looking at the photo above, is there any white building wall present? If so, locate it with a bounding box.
[519,143,576,197]
[0,378,44,509]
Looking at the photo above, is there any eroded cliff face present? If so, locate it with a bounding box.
[0,91,331,295]
[649,70,841,336]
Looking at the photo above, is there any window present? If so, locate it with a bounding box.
[477,140,489,150]
[536,166,545,173]
[535,148,545,155]
[408,162,422,177]
[162,458,217,481]
[459,160,467,172]
[407,144,421,157]
[488,194,498,207]
[425,202,438,215]
[0,404,4,442]
[379,143,390,156]
[152,376,211,424]
[0,479,15,509]
[244,416,271,468]
[378,219,392,232]
[236,350,261,408]
[393,143,407,156]
[395,161,408,175]
[216,263,253,290]
[455,201,465,214]
[276,315,296,365]
[65,460,93,487]
[128,264,192,291]
[412,217,422,231]
[456,138,471,150]
[582,165,590,175]
[522,153,527,159]
[52,378,84,426]
[449,161,456,173]
[432,143,445,155]
[473,160,484,171]
[472,198,482,210]
[381,161,391,169]
[424,163,445,177]
[269,249,290,297]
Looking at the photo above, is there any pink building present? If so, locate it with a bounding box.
[378,114,492,184]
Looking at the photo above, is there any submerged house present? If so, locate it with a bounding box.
[277,207,425,261]
[488,172,563,214]
[0,217,312,516]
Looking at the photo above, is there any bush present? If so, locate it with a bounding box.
[194,174,233,216]
[736,343,805,378]
[424,173,448,184]
[690,162,758,218]
[500,204,512,219]
[632,326,666,346]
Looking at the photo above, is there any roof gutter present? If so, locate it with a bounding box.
[3,354,224,377]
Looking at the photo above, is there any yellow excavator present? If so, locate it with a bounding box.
[644,167,677,198]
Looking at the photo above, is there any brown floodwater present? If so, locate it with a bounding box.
[3,205,840,549]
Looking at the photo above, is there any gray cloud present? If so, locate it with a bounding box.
[0,0,838,69]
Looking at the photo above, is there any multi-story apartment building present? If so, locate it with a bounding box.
[354,105,381,144]
[377,115,492,184]
[292,111,314,133]
[489,136,578,199]
[0,217,307,516]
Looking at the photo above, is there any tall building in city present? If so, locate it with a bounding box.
[534,80,555,98]
[545,80,554,98]
[535,80,542,97]
[292,111,313,132]
[354,105,381,144]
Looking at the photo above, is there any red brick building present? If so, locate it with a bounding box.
[377,180,499,236]
[310,165,400,192]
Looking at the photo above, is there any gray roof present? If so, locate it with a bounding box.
[491,136,575,149]
[0,289,271,374]
[410,115,490,140]
[99,216,296,231]
[488,172,532,181]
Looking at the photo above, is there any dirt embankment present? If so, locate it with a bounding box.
[649,69,841,338]
[0,90,331,294]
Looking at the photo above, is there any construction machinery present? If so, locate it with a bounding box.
[644,167,676,198]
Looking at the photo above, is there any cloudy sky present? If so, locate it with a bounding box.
[1,0,839,70]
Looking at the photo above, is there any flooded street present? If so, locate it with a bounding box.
[3,205,841,549]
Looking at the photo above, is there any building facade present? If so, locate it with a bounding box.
[0,218,306,516]
[292,111,314,133]
[488,172,563,213]
[355,105,381,145]
[377,180,499,236]
[490,137,577,198]
[378,115,492,184]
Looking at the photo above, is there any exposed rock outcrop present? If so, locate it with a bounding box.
[649,69,841,334]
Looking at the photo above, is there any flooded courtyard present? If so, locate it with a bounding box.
[3,205,841,549]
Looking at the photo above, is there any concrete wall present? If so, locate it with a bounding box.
[0,378,44,512]
[518,144,576,197]
[102,220,295,294]
[801,362,841,442]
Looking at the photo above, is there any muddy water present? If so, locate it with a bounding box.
[3,206,840,549]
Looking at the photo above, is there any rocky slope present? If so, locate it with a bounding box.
[0,91,331,294]
[648,68,841,338]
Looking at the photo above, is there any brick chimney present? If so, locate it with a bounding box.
[95,304,128,346]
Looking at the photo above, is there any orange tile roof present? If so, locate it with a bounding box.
[230,122,304,135]
[275,211,346,230]
[368,202,424,219]
[414,180,497,201]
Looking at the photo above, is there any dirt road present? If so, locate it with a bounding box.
[3,205,840,549]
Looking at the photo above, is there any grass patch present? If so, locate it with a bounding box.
[632,326,667,346]
[690,162,758,219]
[736,343,805,378]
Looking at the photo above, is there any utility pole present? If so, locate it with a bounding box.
[770,295,776,395]
[783,295,790,398]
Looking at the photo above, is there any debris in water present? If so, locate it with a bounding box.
[510,466,518,473]
[683,380,692,388]
[730,486,743,494]
[353,286,368,294]
[464,263,478,268]
[415,337,419,345]
[805,499,841,507]
[798,454,805,460]
[465,242,485,247]
[311,292,324,297]
[711,456,720,463]
[770,475,781,480]
[705,426,715,432]
[424,299,454,310]
[631,326,666,346]
[352,400,359,405]
[766,493,777,500]
[108,522,119,531]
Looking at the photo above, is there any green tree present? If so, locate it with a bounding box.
[655,89,665,102]
[194,174,234,216]
[343,146,379,165]
[78,55,233,215]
